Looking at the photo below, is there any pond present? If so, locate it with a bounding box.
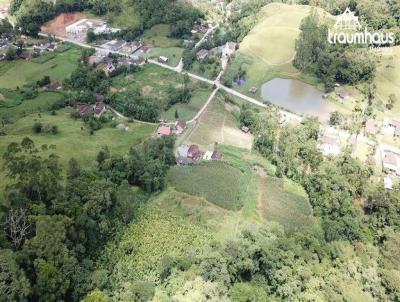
[261,78,330,120]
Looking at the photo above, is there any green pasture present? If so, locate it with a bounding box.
[185,93,254,150]
[0,91,64,119]
[141,24,181,48]
[263,176,321,233]
[375,46,400,118]
[0,47,80,89]
[139,47,184,67]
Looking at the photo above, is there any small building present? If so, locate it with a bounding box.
[158,56,168,63]
[45,82,62,91]
[175,120,186,134]
[384,176,393,190]
[224,41,237,56]
[176,145,190,158]
[383,151,399,174]
[196,49,209,60]
[211,151,223,160]
[157,125,171,137]
[241,126,250,134]
[104,62,116,75]
[102,40,127,51]
[132,57,146,67]
[318,135,341,156]
[388,120,400,137]
[76,103,94,116]
[249,87,257,94]
[140,45,152,53]
[210,46,224,56]
[187,144,202,161]
[203,151,213,160]
[94,101,106,118]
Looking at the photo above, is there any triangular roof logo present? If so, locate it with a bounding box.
[334,7,362,30]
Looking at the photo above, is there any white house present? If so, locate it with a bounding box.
[318,135,341,156]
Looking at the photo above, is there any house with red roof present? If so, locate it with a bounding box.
[157,125,172,137]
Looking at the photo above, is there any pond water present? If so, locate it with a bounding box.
[261,78,330,120]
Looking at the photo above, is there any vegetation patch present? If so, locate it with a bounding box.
[263,176,320,233]
[101,206,211,283]
[169,161,243,210]
[0,47,81,89]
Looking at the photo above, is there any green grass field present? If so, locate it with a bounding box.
[139,47,184,67]
[169,161,243,210]
[223,3,331,98]
[112,64,212,121]
[0,108,156,191]
[0,47,81,89]
[375,46,400,118]
[0,91,64,119]
[263,176,321,233]
[141,24,181,48]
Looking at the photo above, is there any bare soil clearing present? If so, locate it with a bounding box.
[41,12,86,37]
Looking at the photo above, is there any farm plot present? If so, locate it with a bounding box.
[185,93,253,150]
[168,161,243,210]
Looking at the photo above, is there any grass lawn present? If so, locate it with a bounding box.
[139,47,184,67]
[185,93,254,150]
[263,176,321,234]
[0,91,64,119]
[112,64,212,121]
[168,161,243,210]
[0,47,81,89]
[163,88,210,121]
[223,3,331,98]
[374,46,400,118]
[140,24,181,48]
[0,108,156,191]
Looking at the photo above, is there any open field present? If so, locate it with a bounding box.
[263,176,321,233]
[223,3,331,97]
[0,47,81,89]
[375,46,400,118]
[169,161,243,210]
[163,89,211,121]
[0,107,156,191]
[185,92,254,149]
[141,24,181,48]
[112,64,212,121]
[139,47,184,67]
[0,91,64,119]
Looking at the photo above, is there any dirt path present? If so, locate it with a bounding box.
[253,165,267,222]
[257,177,266,222]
